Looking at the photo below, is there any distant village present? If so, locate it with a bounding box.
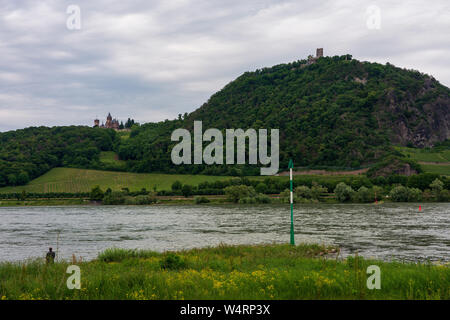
[94,113,134,131]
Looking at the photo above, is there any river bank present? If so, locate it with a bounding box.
[0,244,448,300]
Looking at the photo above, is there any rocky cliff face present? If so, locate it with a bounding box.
[381,77,450,147]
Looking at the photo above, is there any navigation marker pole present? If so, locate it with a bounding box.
[289,159,295,245]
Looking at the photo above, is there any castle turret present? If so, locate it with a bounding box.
[316,48,323,58]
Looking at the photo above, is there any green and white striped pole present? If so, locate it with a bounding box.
[289,159,295,245]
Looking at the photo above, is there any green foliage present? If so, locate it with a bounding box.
[367,155,423,178]
[310,182,328,199]
[389,186,422,202]
[124,195,157,205]
[102,191,126,205]
[116,56,450,175]
[389,186,409,202]
[255,183,268,194]
[0,126,117,187]
[160,253,186,270]
[171,181,182,191]
[407,173,440,190]
[295,186,312,199]
[1,244,448,300]
[181,184,193,197]
[354,186,371,203]
[430,178,446,201]
[89,186,104,201]
[334,182,354,202]
[194,196,210,204]
[224,185,256,203]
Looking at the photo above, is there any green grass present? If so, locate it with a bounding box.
[420,164,450,175]
[395,146,450,175]
[0,244,448,300]
[99,151,126,167]
[0,168,232,193]
[395,146,450,163]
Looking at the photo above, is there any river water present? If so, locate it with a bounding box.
[0,203,448,262]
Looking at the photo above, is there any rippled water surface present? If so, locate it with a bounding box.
[0,203,448,262]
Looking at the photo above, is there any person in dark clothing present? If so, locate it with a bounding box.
[46,247,56,263]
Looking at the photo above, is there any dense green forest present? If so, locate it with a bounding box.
[118,55,450,174]
[0,126,117,187]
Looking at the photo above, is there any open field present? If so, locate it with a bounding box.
[0,168,231,193]
[395,146,450,163]
[395,147,450,175]
[99,151,126,167]
[420,164,450,175]
[0,167,369,194]
[0,244,448,300]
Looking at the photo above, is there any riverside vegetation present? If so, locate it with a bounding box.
[0,172,449,206]
[0,244,448,300]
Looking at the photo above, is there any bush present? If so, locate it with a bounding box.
[430,178,444,200]
[102,191,126,205]
[295,186,311,199]
[224,185,256,203]
[311,182,328,200]
[407,188,422,202]
[334,182,354,202]
[90,185,104,201]
[389,185,408,202]
[194,196,210,204]
[160,253,186,270]
[355,186,371,203]
[255,183,268,194]
[124,195,157,205]
[389,185,422,202]
[181,184,194,197]
[171,180,182,191]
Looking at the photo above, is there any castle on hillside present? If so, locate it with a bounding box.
[94,113,120,129]
[305,48,324,66]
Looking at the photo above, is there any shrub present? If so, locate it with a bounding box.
[389,186,409,202]
[102,191,126,205]
[334,182,354,202]
[311,182,328,200]
[255,194,271,204]
[355,186,371,203]
[430,178,444,200]
[90,185,104,201]
[224,185,256,203]
[124,195,157,205]
[171,180,182,191]
[160,253,186,270]
[295,186,311,199]
[194,196,210,204]
[255,183,268,194]
[181,184,194,197]
[407,188,422,202]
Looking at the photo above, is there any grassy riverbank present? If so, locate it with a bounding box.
[0,244,448,300]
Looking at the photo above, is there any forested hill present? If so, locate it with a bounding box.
[2,55,450,185]
[0,126,117,187]
[119,55,450,174]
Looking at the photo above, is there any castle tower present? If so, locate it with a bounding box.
[94,118,100,127]
[316,48,323,58]
[106,113,112,128]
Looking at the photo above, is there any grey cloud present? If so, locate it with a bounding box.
[0,0,448,131]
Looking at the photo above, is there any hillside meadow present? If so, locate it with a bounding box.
[0,244,448,300]
[0,168,231,193]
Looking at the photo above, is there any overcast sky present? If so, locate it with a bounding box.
[0,0,448,131]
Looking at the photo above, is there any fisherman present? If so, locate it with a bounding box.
[46,247,56,264]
